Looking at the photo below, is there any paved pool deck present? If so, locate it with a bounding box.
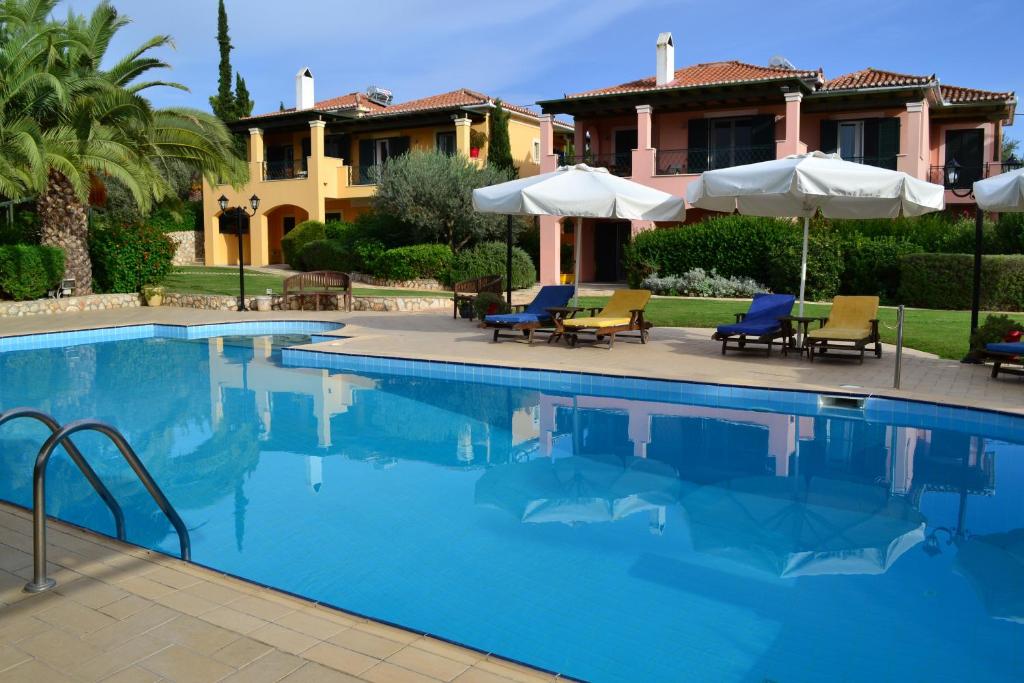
[0,305,1020,682]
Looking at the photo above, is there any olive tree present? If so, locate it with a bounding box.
[372,149,512,252]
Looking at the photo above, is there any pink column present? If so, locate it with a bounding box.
[574,120,586,160]
[632,104,655,179]
[538,114,562,284]
[777,91,802,158]
[898,101,927,179]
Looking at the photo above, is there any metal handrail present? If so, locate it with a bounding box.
[25,419,191,593]
[0,408,126,541]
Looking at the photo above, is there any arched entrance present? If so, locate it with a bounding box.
[263,204,310,265]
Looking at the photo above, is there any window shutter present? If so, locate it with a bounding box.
[751,115,776,161]
[877,118,900,170]
[390,136,411,158]
[820,120,838,154]
[687,119,708,173]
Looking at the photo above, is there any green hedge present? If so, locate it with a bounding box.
[765,232,844,301]
[146,201,201,233]
[281,220,326,267]
[292,239,351,272]
[89,224,175,293]
[899,253,1024,310]
[0,245,64,300]
[450,241,535,290]
[374,244,452,281]
[839,236,921,302]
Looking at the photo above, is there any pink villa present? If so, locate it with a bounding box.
[533,33,1017,284]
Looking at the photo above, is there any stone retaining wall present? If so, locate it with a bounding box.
[349,272,446,291]
[0,293,142,317]
[167,230,203,265]
[161,292,450,312]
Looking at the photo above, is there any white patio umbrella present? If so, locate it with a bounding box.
[473,164,686,304]
[686,152,945,316]
[974,166,1024,212]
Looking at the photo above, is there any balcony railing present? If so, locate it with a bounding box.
[354,165,381,185]
[837,156,898,171]
[927,162,1013,190]
[655,146,775,175]
[561,153,632,177]
[263,159,308,181]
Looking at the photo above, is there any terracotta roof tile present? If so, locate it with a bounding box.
[940,83,1014,103]
[565,60,820,99]
[822,67,934,91]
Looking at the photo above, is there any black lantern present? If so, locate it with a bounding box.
[944,158,961,188]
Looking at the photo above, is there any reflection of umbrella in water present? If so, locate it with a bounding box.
[955,529,1024,624]
[682,476,926,577]
[475,454,684,526]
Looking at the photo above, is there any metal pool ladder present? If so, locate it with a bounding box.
[0,408,191,593]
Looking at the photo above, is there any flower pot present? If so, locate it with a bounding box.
[145,294,163,307]
[254,295,272,312]
[470,147,480,158]
[560,273,575,284]
[459,301,475,319]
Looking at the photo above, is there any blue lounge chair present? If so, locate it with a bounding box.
[983,341,1024,379]
[712,293,796,356]
[482,285,575,344]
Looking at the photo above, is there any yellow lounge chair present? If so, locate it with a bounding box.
[806,296,881,363]
[554,289,653,348]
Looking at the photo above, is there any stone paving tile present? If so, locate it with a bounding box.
[99,595,154,620]
[275,610,350,640]
[144,614,240,656]
[198,605,269,634]
[248,622,319,655]
[0,644,30,674]
[228,594,294,621]
[137,643,234,683]
[281,661,365,682]
[100,665,163,683]
[72,633,170,682]
[328,627,407,659]
[35,596,119,636]
[386,646,472,681]
[301,642,379,676]
[219,649,304,683]
[363,661,444,683]
[209,636,273,669]
[0,658,74,683]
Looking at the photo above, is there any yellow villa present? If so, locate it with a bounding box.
[203,69,573,266]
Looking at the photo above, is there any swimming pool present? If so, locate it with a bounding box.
[0,324,1020,682]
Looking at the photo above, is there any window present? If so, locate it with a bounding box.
[944,129,984,189]
[326,212,342,223]
[436,132,456,156]
[532,139,541,163]
[374,138,390,165]
[687,116,774,172]
[837,121,864,162]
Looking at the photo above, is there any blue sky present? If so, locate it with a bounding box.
[65,0,1021,137]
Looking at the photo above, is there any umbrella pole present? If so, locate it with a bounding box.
[797,216,810,346]
[961,206,984,364]
[505,215,513,307]
[573,217,582,307]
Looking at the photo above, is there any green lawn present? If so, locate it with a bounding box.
[577,296,999,360]
[163,267,450,298]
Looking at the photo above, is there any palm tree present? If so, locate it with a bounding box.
[0,0,246,293]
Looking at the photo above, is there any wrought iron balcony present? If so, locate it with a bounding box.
[837,156,898,171]
[655,146,775,175]
[560,153,632,177]
[928,164,987,190]
[262,159,307,181]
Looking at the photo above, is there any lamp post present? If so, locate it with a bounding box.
[218,194,260,311]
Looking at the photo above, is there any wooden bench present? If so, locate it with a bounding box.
[452,274,502,318]
[283,271,352,312]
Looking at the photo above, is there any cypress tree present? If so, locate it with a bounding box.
[209,0,235,121]
[234,73,253,119]
[488,100,515,176]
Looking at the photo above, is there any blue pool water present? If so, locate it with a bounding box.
[0,326,1021,682]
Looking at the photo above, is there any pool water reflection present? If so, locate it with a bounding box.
[0,333,1020,682]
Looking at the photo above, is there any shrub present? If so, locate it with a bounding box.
[450,241,535,289]
[624,216,797,287]
[473,291,509,320]
[89,224,174,293]
[969,314,1024,355]
[0,245,64,300]
[281,220,326,266]
[765,232,843,301]
[822,213,1002,254]
[374,244,453,281]
[898,253,1024,310]
[0,209,39,245]
[292,239,351,272]
[146,201,201,233]
[641,269,765,297]
[839,236,921,303]
[324,220,350,241]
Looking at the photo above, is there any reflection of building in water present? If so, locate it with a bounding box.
[207,336,376,449]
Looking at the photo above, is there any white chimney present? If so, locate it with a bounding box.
[296,67,314,110]
[656,33,674,86]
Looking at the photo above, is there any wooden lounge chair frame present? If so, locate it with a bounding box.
[807,319,881,364]
[979,349,1024,379]
[712,312,796,357]
[452,274,502,319]
[282,271,352,311]
[553,307,652,349]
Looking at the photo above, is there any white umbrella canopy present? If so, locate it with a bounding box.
[473,164,686,299]
[973,167,1024,212]
[686,152,945,315]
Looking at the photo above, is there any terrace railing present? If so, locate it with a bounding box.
[927,163,1005,190]
[655,146,776,175]
[263,159,308,181]
[838,156,899,171]
[354,164,381,185]
[560,153,632,177]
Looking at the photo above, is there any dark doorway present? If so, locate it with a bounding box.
[944,129,984,189]
[613,129,638,175]
[594,222,630,282]
[282,216,296,235]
